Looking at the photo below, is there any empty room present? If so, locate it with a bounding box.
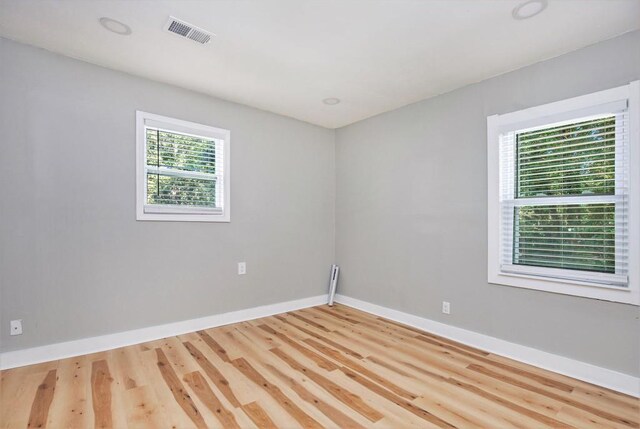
[0,0,639,427]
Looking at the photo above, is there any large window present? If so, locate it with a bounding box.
[136,111,230,222]
[487,82,639,304]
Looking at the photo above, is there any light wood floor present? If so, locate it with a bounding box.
[1,305,638,428]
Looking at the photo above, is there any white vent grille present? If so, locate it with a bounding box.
[164,16,213,44]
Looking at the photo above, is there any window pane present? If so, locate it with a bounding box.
[146,129,216,174]
[514,203,615,274]
[147,173,217,207]
[516,117,615,198]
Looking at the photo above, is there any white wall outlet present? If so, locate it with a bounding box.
[237,262,247,275]
[442,301,451,315]
[10,319,23,336]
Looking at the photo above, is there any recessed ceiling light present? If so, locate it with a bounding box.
[512,0,548,20]
[323,98,341,106]
[99,17,132,35]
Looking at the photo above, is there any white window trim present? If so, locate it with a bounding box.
[487,81,639,305]
[136,111,231,222]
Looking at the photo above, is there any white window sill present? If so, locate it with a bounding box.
[489,270,638,305]
[136,211,230,223]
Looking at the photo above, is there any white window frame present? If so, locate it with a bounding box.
[136,111,230,222]
[487,82,639,305]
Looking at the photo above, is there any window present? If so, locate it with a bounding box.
[136,111,230,222]
[487,82,639,305]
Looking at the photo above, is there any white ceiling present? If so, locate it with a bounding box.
[0,0,638,128]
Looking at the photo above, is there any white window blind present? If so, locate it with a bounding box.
[499,110,629,286]
[144,127,224,214]
[136,111,230,222]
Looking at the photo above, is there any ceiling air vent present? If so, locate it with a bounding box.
[164,16,214,44]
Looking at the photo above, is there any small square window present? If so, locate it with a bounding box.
[136,111,230,222]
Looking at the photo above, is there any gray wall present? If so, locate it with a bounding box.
[0,38,335,352]
[335,31,640,376]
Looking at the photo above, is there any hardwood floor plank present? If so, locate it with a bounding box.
[212,323,358,427]
[157,336,202,378]
[303,337,418,400]
[447,377,575,428]
[233,322,281,351]
[183,371,241,429]
[556,404,636,429]
[122,386,168,429]
[412,387,529,429]
[366,355,414,377]
[270,347,385,423]
[350,314,573,392]
[109,347,144,391]
[370,314,490,357]
[569,382,640,407]
[571,386,640,419]
[459,353,576,393]
[231,357,323,429]
[182,341,242,408]
[27,369,57,428]
[395,358,560,427]
[257,323,339,371]
[468,363,640,428]
[275,314,365,359]
[332,306,590,396]
[197,330,232,362]
[297,307,355,332]
[1,372,44,428]
[372,345,566,419]
[242,401,277,428]
[265,363,367,429]
[356,311,574,393]
[339,365,457,428]
[344,329,569,418]
[328,322,588,426]
[186,332,269,407]
[330,316,480,371]
[134,345,193,428]
[314,305,362,325]
[90,360,113,428]
[154,348,207,428]
[359,356,527,428]
[44,357,92,428]
[287,311,332,332]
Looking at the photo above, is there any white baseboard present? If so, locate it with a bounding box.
[0,294,328,370]
[334,294,640,398]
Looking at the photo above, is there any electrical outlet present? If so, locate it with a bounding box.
[10,319,22,336]
[237,262,246,275]
[442,301,451,315]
